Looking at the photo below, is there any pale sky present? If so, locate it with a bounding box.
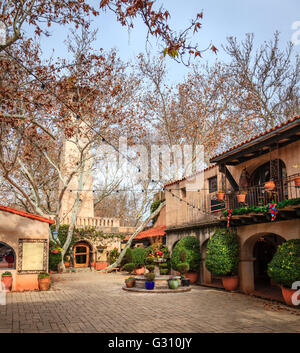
[24,0,300,84]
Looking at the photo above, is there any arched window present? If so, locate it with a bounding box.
[0,242,16,269]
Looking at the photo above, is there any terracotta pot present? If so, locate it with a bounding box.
[264,180,275,191]
[222,276,239,291]
[236,194,246,203]
[281,286,300,306]
[217,192,225,200]
[64,262,70,268]
[38,276,50,291]
[185,272,198,284]
[294,177,300,188]
[125,280,135,288]
[135,267,145,275]
[1,275,12,292]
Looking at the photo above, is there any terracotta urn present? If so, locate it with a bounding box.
[222,276,239,291]
[135,267,145,276]
[38,276,51,291]
[281,286,300,306]
[1,275,12,292]
[185,272,198,284]
[125,279,135,288]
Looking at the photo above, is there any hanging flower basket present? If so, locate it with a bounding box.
[294,176,300,188]
[264,180,275,191]
[236,193,247,203]
[217,191,225,200]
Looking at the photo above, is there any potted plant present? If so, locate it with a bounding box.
[236,190,247,203]
[294,176,300,188]
[64,255,70,268]
[38,272,51,291]
[264,180,275,191]
[125,277,136,288]
[205,229,240,291]
[217,190,225,200]
[168,275,180,289]
[159,262,169,276]
[170,236,201,284]
[1,271,12,292]
[132,247,146,275]
[267,239,300,306]
[144,272,155,290]
[177,262,190,286]
[123,263,135,274]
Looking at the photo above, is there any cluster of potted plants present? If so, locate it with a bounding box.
[38,272,51,291]
[267,239,300,306]
[205,228,240,291]
[50,245,62,254]
[1,271,12,291]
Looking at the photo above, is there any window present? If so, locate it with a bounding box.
[0,242,16,269]
[208,176,218,193]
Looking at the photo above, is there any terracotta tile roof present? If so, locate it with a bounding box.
[164,165,217,187]
[125,226,166,241]
[0,205,55,224]
[210,115,300,162]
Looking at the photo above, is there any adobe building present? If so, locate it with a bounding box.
[0,205,54,291]
[164,116,300,300]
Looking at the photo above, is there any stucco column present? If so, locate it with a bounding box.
[239,258,255,294]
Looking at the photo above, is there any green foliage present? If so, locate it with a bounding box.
[150,199,163,224]
[205,229,240,276]
[121,248,133,267]
[159,268,169,275]
[146,264,155,272]
[223,197,300,217]
[49,240,62,271]
[177,262,190,275]
[123,263,135,273]
[109,248,120,265]
[170,236,201,272]
[132,247,146,268]
[179,249,187,262]
[161,245,170,259]
[145,272,155,281]
[2,271,12,276]
[125,277,135,281]
[158,262,168,269]
[145,256,155,264]
[38,272,50,278]
[267,239,300,288]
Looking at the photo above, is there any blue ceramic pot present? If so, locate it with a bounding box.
[145,281,155,290]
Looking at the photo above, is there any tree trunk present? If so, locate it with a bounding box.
[100,201,166,272]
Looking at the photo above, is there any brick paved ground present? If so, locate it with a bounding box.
[0,272,299,333]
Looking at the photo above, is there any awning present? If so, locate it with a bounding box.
[125,226,166,241]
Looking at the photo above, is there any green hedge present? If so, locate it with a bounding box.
[205,229,239,276]
[170,236,201,272]
[49,241,62,271]
[267,239,300,288]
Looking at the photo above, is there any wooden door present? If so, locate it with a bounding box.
[73,243,89,267]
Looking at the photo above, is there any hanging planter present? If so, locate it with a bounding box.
[264,180,275,191]
[217,191,225,200]
[294,176,300,188]
[236,192,247,203]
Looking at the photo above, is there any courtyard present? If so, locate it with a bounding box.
[0,272,299,333]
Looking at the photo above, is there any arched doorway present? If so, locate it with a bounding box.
[240,233,286,297]
[0,242,16,269]
[253,234,285,288]
[73,241,91,268]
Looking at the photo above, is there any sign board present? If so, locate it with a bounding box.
[18,239,48,273]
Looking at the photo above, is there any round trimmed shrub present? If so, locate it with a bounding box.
[121,248,133,267]
[205,229,239,276]
[123,263,135,273]
[170,236,201,272]
[267,239,300,288]
[146,264,155,273]
[132,247,146,269]
[159,268,169,275]
[177,262,190,275]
